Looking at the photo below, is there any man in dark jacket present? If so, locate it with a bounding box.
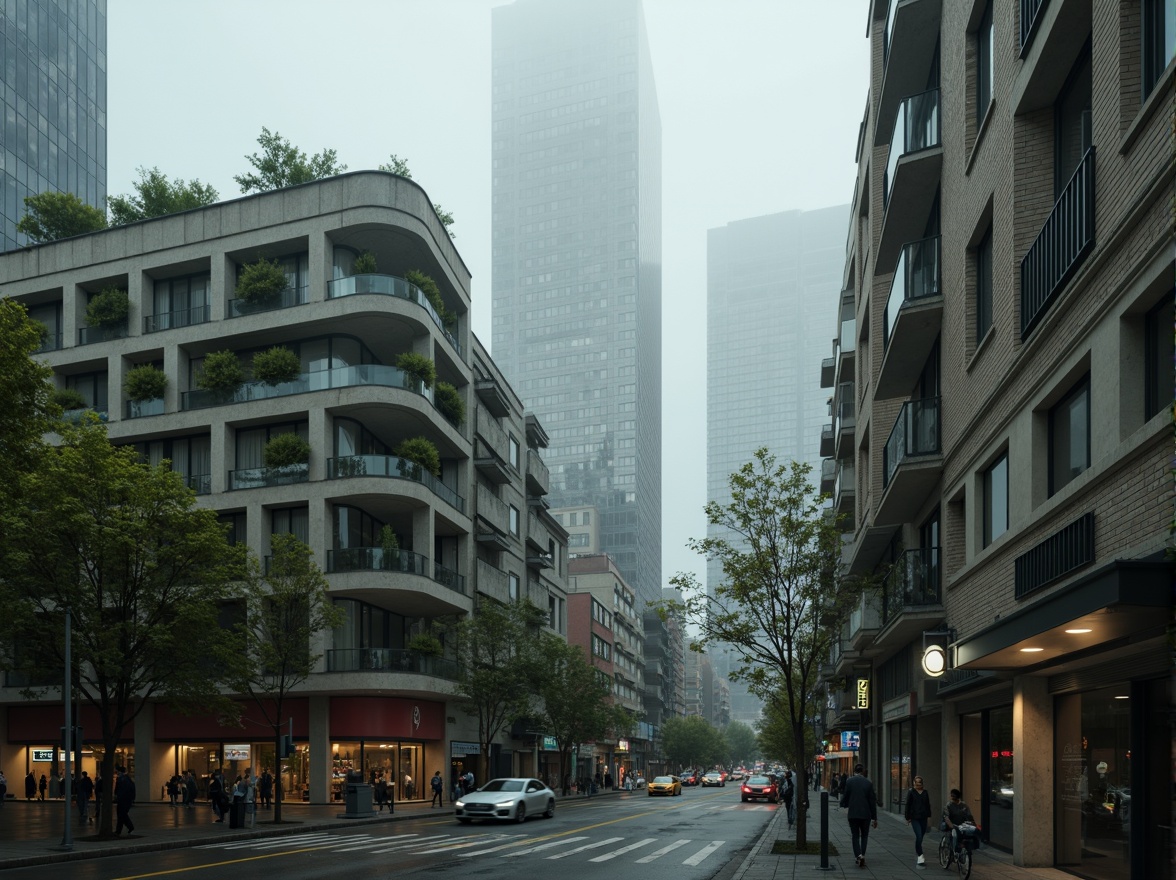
[77,770,95,824]
[114,766,136,835]
[839,764,878,869]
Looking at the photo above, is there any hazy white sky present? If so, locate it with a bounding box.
[107,0,871,589]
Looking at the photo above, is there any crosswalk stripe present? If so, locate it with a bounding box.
[342,834,450,853]
[635,838,692,863]
[457,834,532,857]
[546,836,625,859]
[684,840,726,866]
[502,836,589,857]
[367,834,456,853]
[589,837,656,862]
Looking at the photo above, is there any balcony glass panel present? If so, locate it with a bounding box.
[883,397,940,487]
[1019,0,1046,50]
[882,547,940,623]
[226,285,308,318]
[144,304,211,333]
[327,274,462,356]
[327,547,429,576]
[839,316,856,352]
[182,365,432,410]
[884,235,941,347]
[227,463,309,490]
[187,473,212,495]
[327,455,464,513]
[125,398,165,419]
[325,648,458,679]
[78,324,127,345]
[884,88,941,208]
[433,562,466,595]
[34,333,63,353]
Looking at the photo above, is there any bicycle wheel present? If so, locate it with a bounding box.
[957,845,971,878]
[938,835,952,869]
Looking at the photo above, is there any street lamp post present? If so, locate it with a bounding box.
[58,608,73,850]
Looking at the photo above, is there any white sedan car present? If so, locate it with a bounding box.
[454,777,556,824]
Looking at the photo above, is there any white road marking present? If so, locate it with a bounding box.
[501,835,590,857]
[635,838,692,863]
[458,834,538,857]
[546,836,625,859]
[589,837,657,862]
[683,840,726,866]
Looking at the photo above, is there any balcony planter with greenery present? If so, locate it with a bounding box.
[235,256,288,309]
[85,286,129,333]
[404,269,455,331]
[435,381,464,426]
[252,345,301,385]
[263,433,311,470]
[407,630,443,658]
[124,365,168,402]
[51,387,88,412]
[353,251,378,275]
[196,350,246,400]
[393,436,441,478]
[395,352,436,389]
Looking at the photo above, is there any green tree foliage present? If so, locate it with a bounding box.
[235,127,347,194]
[49,387,88,412]
[404,269,453,328]
[15,190,106,243]
[435,381,465,426]
[107,166,219,225]
[0,300,55,491]
[196,351,246,395]
[235,256,289,307]
[453,600,546,783]
[378,154,456,238]
[84,287,129,329]
[0,422,246,838]
[263,432,310,469]
[664,448,864,847]
[395,352,436,389]
[661,715,726,770]
[251,346,302,386]
[534,638,616,790]
[225,534,343,824]
[394,436,441,477]
[722,720,760,768]
[123,365,168,402]
[352,251,377,274]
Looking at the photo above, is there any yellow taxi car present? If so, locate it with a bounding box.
[647,775,682,797]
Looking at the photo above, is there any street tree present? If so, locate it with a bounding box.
[722,720,759,768]
[534,637,615,792]
[108,166,219,225]
[660,715,725,771]
[378,154,456,238]
[452,600,545,783]
[0,422,246,838]
[235,127,347,193]
[16,190,106,243]
[664,448,864,848]
[0,300,56,510]
[225,534,344,823]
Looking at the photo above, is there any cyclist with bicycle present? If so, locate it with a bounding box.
[942,789,976,856]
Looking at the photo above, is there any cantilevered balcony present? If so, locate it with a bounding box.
[877,397,942,526]
[526,448,549,496]
[820,458,836,494]
[327,273,462,357]
[1012,0,1089,110]
[834,382,855,460]
[836,309,856,385]
[475,484,511,549]
[1020,148,1095,340]
[474,445,513,485]
[877,0,943,147]
[874,548,943,650]
[327,548,468,615]
[125,398,165,419]
[325,648,459,680]
[476,558,510,603]
[144,304,210,333]
[878,88,942,274]
[327,454,465,514]
[820,356,835,389]
[1019,0,1046,53]
[182,365,434,411]
[834,461,856,520]
[877,235,942,399]
[78,323,127,345]
[227,462,309,490]
[227,284,308,318]
[820,423,835,457]
[846,589,883,655]
[475,376,510,418]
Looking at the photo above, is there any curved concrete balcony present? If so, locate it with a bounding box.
[327,455,465,515]
[327,273,462,358]
[327,548,470,616]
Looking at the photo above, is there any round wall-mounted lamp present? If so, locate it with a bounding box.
[921,643,947,677]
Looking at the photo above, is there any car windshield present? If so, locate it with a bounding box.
[480,779,523,792]
[749,776,772,784]
[652,776,673,783]
[705,772,721,777]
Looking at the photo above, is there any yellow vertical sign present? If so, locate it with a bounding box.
[856,677,869,710]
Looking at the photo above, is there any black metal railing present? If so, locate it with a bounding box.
[324,648,459,680]
[885,235,941,347]
[884,88,940,209]
[1014,512,1094,599]
[882,547,941,624]
[144,304,211,333]
[1019,0,1047,52]
[34,332,63,353]
[1020,148,1095,340]
[327,455,465,513]
[883,397,940,487]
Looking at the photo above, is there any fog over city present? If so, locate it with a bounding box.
[108,0,871,588]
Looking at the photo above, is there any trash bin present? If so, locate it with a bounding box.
[345,783,372,815]
[229,797,245,829]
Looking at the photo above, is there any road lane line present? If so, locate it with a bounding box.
[501,835,590,856]
[589,837,656,862]
[458,835,542,857]
[683,840,726,866]
[635,838,692,863]
[546,836,624,859]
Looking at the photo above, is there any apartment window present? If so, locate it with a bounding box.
[509,505,520,536]
[508,435,520,468]
[1145,290,1175,419]
[582,511,590,525]
[1143,0,1176,97]
[976,1,994,124]
[508,573,519,601]
[976,227,993,341]
[1055,45,1092,196]
[983,453,1009,547]
[1049,377,1091,496]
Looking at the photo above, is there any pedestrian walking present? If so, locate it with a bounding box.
[93,773,103,823]
[839,763,878,869]
[208,770,225,822]
[0,769,7,806]
[114,765,136,836]
[259,769,273,809]
[184,770,197,808]
[38,773,47,801]
[430,770,444,807]
[166,774,180,807]
[781,770,796,826]
[375,773,389,812]
[78,770,94,824]
[904,775,933,867]
[243,768,257,828]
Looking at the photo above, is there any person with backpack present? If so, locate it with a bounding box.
[781,770,796,826]
[430,770,444,807]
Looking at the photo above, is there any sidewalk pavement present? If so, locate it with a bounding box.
[0,788,1077,879]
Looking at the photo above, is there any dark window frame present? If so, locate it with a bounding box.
[976,1,994,125]
[976,227,993,342]
[1142,0,1176,98]
[1048,375,1092,497]
[1144,289,1175,420]
[1054,41,1093,197]
[983,453,1009,547]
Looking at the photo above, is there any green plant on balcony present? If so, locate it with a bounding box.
[263,432,310,470]
[352,251,377,274]
[404,269,455,330]
[251,345,301,385]
[85,286,129,330]
[395,352,436,389]
[196,350,246,397]
[50,387,87,412]
[394,436,440,478]
[235,256,288,307]
[435,381,464,426]
[124,364,168,402]
[379,524,400,556]
[407,629,443,658]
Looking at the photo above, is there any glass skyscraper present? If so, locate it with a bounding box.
[1,0,107,252]
[706,206,848,721]
[490,0,662,605]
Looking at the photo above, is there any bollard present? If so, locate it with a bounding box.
[817,790,833,870]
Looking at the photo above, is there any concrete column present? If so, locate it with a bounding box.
[134,709,154,804]
[210,419,231,495]
[1014,675,1052,866]
[211,252,231,321]
[108,353,125,422]
[126,269,145,338]
[309,696,330,804]
[942,698,959,795]
[308,406,328,483]
[308,230,329,304]
[412,506,433,566]
[64,282,83,345]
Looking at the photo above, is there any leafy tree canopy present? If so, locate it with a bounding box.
[661,715,726,770]
[235,127,347,194]
[534,637,617,786]
[108,166,219,225]
[16,190,106,243]
[722,720,760,767]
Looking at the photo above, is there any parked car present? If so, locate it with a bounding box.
[454,777,556,824]
[632,774,646,789]
[741,775,780,803]
[701,771,726,787]
[682,770,700,786]
[648,775,683,797]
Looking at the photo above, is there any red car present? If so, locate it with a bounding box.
[682,771,700,786]
[741,775,780,803]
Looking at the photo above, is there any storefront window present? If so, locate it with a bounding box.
[888,720,912,812]
[335,741,426,802]
[986,707,1014,850]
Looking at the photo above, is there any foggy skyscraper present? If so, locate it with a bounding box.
[490,0,662,605]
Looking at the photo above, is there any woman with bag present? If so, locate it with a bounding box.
[904,775,933,866]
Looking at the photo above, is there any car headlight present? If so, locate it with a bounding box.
[454,799,464,808]
[496,800,515,808]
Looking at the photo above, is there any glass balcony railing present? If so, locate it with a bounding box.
[126,398,165,419]
[325,648,459,679]
[34,332,63,353]
[327,274,462,357]
[884,88,940,209]
[187,473,212,495]
[227,463,309,490]
[327,455,465,513]
[182,364,433,411]
[885,235,941,347]
[433,562,466,595]
[78,324,127,345]
[226,285,308,318]
[882,547,940,623]
[327,547,429,577]
[883,397,940,487]
[144,304,211,333]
